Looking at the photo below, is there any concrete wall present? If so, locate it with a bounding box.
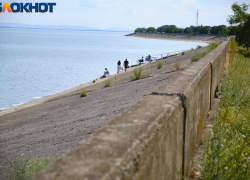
[33,40,230,180]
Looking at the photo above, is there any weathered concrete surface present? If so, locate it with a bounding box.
[200,41,229,107]
[33,40,230,180]
[153,61,211,177]
[32,96,184,180]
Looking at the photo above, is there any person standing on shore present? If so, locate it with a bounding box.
[117,60,121,74]
[124,59,129,72]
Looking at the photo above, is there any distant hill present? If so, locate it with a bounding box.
[0,22,133,32]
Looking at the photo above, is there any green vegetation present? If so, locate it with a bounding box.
[191,53,201,62]
[228,3,250,50]
[201,38,250,179]
[199,26,210,34]
[174,61,181,70]
[191,42,221,62]
[105,78,113,87]
[135,23,230,35]
[157,59,164,69]
[130,67,144,80]
[92,80,96,83]
[5,154,56,180]
[197,45,202,49]
[134,27,146,33]
[146,27,156,33]
[210,25,228,35]
[181,52,185,55]
[80,88,88,97]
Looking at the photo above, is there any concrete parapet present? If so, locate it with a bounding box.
[33,96,184,180]
[33,40,230,180]
[152,61,211,177]
[200,41,229,106]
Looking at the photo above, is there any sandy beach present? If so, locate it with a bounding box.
[127,33,226,43]
[0,35,225,177]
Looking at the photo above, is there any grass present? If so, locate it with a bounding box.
[157,59,164,69]
[130,67,144,80]
[200,38,250,179]
[191,42,221,62]
[4,154,56,180]
[80,88,88,97]
[105,78,112,87]
[174,61,181,70]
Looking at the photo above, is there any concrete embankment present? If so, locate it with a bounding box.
[32,39,230,179]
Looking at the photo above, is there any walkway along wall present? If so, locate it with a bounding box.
[33,40,230,180]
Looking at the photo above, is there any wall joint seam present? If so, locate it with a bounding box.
[151,92,187,179]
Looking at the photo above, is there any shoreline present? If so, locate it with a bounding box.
[127,33,226,43]
[0,44,213,177]
[0,61,152,117]
[0,34,226,117]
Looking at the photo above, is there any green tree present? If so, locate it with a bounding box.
[134,27,146,33]
[173,28,183,33]
[183,27,192,34]
[157,25,168,33]
[193,26,200,34]
[210,25,228,35]
[146,27,156,33]
[199,26,210,34]
[210,26,217,34]
[228,3,249,26]
[228,3,250,50]
[236,16,250,50]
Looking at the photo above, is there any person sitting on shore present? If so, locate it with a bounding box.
[100,68,109,78]
[138,56,144,65]
[147,54,152,61]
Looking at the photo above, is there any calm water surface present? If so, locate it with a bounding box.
[0,28,207,109]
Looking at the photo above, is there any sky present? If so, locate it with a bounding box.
[0,0,250,30]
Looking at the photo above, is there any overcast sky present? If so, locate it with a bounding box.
[1,0,249,29]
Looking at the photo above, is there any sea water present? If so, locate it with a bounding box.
[0,28,207,110]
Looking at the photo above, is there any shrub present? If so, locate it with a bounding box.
[191,53,201,62]
[105,78,112,87]
[80,88,88,97]
[130,67,143,80]
[157,59,164,69]
[191,47,194,50]
[5,154,56,180]
[174,61,181,70]
[92,80,96,83]
[197,45,202,49]
[191,42,221,63]
[181,52,185,55]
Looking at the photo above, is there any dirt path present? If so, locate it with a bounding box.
[0,43,211,177]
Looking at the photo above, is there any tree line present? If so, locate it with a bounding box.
[135,24,229,35]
